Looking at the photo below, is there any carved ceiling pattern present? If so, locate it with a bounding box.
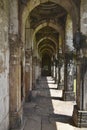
[28,1,79,57]
[36,26,59,42]
[30,2,67,29]
[38,39,56,50]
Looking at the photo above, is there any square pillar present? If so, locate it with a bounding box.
[63,54,75,101]
[9,35,23,129]
[25,49,32,101]
[57,63,64,90]
[73,57,87,127]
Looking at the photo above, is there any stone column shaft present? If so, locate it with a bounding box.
[57,57,64,90]
[9,35,23,129]
[25,49,32,101]
[57,66,61,89]
[73,57,87,127]
[63,56,75,101]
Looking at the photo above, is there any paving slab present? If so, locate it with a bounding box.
[24,116,41,130]
[22,76,87,130]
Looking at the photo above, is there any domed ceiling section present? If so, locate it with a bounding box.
[30,2,67,29]
[29,1,67,57]
[36,26,58,56]
[36,26,58,43]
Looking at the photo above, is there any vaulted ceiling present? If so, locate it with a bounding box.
[28,1,80,58]
[30,2,67,29]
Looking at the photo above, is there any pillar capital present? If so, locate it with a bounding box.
[25,48,32,60]
[9,34,23,49]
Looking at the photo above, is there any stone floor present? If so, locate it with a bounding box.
[22,77,87,130]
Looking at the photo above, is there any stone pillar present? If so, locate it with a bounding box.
[51,61,54,78]
[63,53,75,101]
[32,56,37,89]
[36,58,41,80]
[25,49,32,101]
[57,65,61,89]
[53,62,55,79]
[55,66,57,84]
[9,0,24,128]
[9,35,23,129]
[72,0,87,127]
[57,56,64,90]
[53,59,57,83]
[21,44,25,101]
[73,57,87,127]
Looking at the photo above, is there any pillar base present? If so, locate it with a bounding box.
[28,90,32,102]
[63,90,75,101]
[10,108,23,129]
[57,83,64,90]
[73,105,87,127]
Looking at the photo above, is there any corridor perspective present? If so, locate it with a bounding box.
[1,0,87,130]
[23,77,87,130]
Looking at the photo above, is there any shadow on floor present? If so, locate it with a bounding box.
[23,76,75,130]
[49,113,73,124]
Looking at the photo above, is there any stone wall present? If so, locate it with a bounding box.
[0,0,9,130]
[81,0,87,35]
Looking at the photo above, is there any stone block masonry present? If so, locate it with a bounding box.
[0,0,9,130]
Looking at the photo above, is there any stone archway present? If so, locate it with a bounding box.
[37,37,57,47]
[20,0,79,42]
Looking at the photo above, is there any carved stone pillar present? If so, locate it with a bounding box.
[57,56,64,90]
[32,56,37,89]
[21,43,25,101]
[36,58,41,80]
[63,53,75,101]
[51,61,53,77]
[25,49,32,101]
[55,66,57,84]
[57,65,61,89]
[9,34,23,129]
[73,57,87,127]
[53,59,57,83]
[53,61,56,79]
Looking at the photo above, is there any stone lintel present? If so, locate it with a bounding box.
[73,105,87,127]
[63,90,75,101]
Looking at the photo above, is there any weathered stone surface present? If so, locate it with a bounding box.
[73,105,87,127]
[0,0,9,130]
[22,77,87,130]
[81,0,87,35]
[63,90,75,101]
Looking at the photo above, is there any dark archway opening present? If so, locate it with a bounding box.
[41,54,51,76]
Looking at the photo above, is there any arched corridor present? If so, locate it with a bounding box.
[0,0,87,130]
